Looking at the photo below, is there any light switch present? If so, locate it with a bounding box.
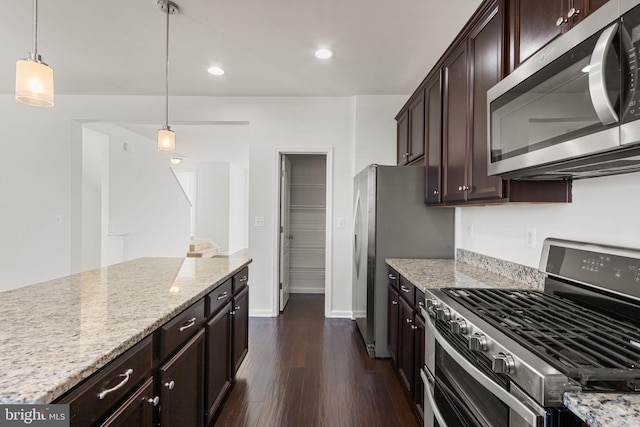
[255,216,265,227]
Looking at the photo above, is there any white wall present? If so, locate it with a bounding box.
[228,163,248,254]
[81,128,105,271]
[354,95,408,172]
[106,130,191,261]
[1,94,404,318]
[457,172,640,267]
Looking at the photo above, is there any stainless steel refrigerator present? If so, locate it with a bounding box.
[352,165,454,358]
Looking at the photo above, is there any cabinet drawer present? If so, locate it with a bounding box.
[159,299,205,360]
[398,276,415,304]
[58,336,153,427]
[233,267,249,294]
[206,279,233,317]
[388,268,399,290]
[415,289,426,315]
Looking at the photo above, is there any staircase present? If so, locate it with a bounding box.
[187,240,218,258]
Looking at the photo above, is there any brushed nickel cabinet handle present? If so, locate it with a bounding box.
[567,7,580,18]
[164,380,175,390]
[216,291,228,301]
[97,369,133,399]
[179,317,196,332]
[556,16,568,26]
[392,300,398,305]
[147,396,160,406]
[400,285,410,293]
[388,273,397,280]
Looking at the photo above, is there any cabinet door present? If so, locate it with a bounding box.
[413,315,425,422]
[99,378,155,427]
[397,110,409,165]
[442,41,469,203]
[159,329,205,427]
[397,297,415,396]
[468,1,505,202]
[424,72,443,204]
[387,285,400,365]
[408,89,426,163]
[509,0,568,70]
[205,303,232,426]
[231,286,249,377]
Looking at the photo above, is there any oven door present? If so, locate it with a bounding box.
[487,1,623,177]
[423,314,546,427]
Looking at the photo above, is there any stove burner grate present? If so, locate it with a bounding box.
[443,288,640,390]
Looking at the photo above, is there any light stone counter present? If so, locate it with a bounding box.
[0,253,251,404]
[385,258,540,292]
[564,393,640,427]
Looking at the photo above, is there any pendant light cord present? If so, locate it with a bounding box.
[33,0,38,55]
[165,6,170,128]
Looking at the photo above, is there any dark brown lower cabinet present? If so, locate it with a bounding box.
[231,286,249,376]
[414,314,425,420]
[159,329,205,427]
[205,302,232,425]
[397,297,415,395]
[387,285,400,363]
[99,378,155,427]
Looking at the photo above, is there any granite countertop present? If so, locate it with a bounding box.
[0,253,251,405]
[385,258,539,292]
[564,393,640,427]
[387,256,639,427]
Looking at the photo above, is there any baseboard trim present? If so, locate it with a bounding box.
[328,310,352,319]
[249,309,275,317]
[290,288,325,294]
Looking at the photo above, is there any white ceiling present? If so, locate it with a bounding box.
[2,0,482,97]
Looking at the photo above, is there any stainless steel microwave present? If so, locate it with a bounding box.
[487,0,640,180]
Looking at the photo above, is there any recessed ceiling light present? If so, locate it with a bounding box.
[208,66,225,76]
[314,48,334,60]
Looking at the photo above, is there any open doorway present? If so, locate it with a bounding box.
[277,151,331,315]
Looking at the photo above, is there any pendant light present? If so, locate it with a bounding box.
[157,0,179,152]
[15,0,54,107]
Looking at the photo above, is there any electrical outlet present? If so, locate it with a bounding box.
[526,228,537,248]
[254,216,265,227]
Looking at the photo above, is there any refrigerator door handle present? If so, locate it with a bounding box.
[353,190,361,278]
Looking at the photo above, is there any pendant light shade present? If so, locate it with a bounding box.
[157,0,179,152]
[158,126,176,152]
[16,0,54,107]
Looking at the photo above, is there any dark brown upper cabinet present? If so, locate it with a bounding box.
[397,90,425,165]
[424,72,443,204]
[395,0,572,207]
[442,41,470,204]
[508,0,609,72]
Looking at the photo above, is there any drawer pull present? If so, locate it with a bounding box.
[97,369,133,400]
[230,305,241,315]
[388,274,397,280]
[165,380,175,390]
[418,301,425,307]
[400,285,410,293]
[406,318,413,324]
[392,300,398,305]
[239,275,248,282]
[216,291,229,301]
[411,325,418,330]
[179,318,197,332]
[147,396,160,406]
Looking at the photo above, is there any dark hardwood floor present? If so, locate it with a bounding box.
[214,294,420,427]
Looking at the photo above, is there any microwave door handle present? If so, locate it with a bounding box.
[588,22,619,125]
[421,368,449,427]
[426,318,545,426]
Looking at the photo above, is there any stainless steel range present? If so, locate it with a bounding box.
[420,239,640,427]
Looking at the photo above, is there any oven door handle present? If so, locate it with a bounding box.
[421,367,449,427]
[426,318,545,426]
[588,22,619,125]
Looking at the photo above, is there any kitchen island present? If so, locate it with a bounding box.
[0,252,251,406]
[387,257,640,427]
